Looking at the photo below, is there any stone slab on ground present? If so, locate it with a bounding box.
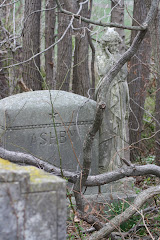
[0,158,66,240]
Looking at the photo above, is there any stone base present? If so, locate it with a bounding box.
[82,177,136,195]
[67,177,139,217]
[0,158,66,240]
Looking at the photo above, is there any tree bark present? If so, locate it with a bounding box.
[72,0,90,97]
[45,0,56,89]
[151,10,160,165]
[0,16,8,98]
[127,0,151,162]
[0,54,8,99]
[22,0,42,90]
[56,0,72,91]
[111,0,125,53]
[88,1,95,97]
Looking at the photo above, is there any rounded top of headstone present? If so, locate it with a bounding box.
[0,90,97,127]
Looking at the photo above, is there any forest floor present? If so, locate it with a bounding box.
[66,174,160,239]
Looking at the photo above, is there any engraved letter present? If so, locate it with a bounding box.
[69,129,76,137]
[60,131,66,143]
[50,131,56,145]
[31,133,37,145]
[40,132,47,145]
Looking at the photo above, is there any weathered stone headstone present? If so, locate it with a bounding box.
[0,90,99,175]
[0,158,66,240]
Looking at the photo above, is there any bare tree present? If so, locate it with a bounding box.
[0,54,8,99]
[22,0,42,90]
[111,0,125,53]
[0,18,8,98]
[151,9,160,165]
[45,0,56,89]
[127,0,152,162]
[72,0,90,97]
[56,0,72,91]
[0,9,9,98]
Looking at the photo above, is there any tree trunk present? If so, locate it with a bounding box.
[0,18,8,99]
[56,0,72,91]
[72,0,90,97]
[127,0,151,162]
[111,0,125,53]
[151,10,160,165]
[45,0,56,89]
[22,0,42,90]
[0,54,8,99]
[155,70,160,165]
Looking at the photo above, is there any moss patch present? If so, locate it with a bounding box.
[0,158,57,183]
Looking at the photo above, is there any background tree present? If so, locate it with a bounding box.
[127,0,151,162]
[72,0,90,97]
[0,55,8,99]
[0,18,8,99]
[151,9,160,165]
[45,0,56,89]
[56,0,72,91]
[22,0,42,90]
[111,0,125,53]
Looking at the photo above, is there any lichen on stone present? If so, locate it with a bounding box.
[0,158,57,183]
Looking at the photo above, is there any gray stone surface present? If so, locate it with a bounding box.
[0,158,66,240]
[0,90,99,175]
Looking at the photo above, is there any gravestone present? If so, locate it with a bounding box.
[0,158,66,240]
[0,90,99,176]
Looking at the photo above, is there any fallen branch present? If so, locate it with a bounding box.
[1,147,160,187]
[78,210,104,231]
[0,146,78,182]
[89,185,160,240]
[86,164,160,186]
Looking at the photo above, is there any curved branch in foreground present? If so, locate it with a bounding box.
[86,164,160,186]
[0,147,77,182]
[89,185,160,240]
[1,147,160,187]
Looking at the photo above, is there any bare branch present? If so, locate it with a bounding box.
[89,185,160,240]
[73,101,106,211]
[1,147,160,187]
[86,164,160,186]
[98,0,159,101]
[0,0,20,8]
[78,210,104,231]
[1,11,74,70]
[0,147,77,182]
[55,0,146,31]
